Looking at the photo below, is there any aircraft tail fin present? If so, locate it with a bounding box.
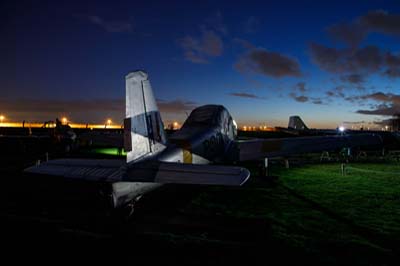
[288,116,308,130]
[124,71,167,163]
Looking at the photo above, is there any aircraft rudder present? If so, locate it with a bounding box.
[124,70,167,163]
[288,115,308,130]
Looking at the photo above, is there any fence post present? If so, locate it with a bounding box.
[284,159,290,169]
[264,158,269,176]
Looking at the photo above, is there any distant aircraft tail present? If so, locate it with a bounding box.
[288,116,308,130]
[124,70,167,163]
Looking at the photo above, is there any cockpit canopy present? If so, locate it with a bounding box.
[183,105,228,127]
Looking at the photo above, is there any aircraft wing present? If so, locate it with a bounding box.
[24,159,125,182]
[24,159,250,186]
[236,133,383,161]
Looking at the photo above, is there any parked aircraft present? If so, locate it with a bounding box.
[275,116,342,136]
[276,115,399,149]
[24,70,383,212]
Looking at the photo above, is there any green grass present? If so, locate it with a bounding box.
[274,163,400,237]
[184,162,400,264]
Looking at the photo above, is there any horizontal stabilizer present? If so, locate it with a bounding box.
[24,159,124,182]
[123,161,250,186]
[24,159,250,186]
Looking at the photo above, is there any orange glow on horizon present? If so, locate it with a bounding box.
[0,121,123,129]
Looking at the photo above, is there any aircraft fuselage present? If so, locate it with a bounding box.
[112,105,238,208]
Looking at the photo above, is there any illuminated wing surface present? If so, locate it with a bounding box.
[123,161,250,186]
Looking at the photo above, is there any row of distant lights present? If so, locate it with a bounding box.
[242,125,269,131]
[61,117,113,125]
[0,115,113,125]
[1,116,392,131]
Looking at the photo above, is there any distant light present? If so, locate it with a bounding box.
[172,121,180,129]
[62,117,68,124]
[0,115,4,122]
[107,119,112,125]
[339,126,345,132]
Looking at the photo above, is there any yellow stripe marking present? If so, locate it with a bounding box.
[183,149,192,164]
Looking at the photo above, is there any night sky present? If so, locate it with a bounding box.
[2,0,400,128]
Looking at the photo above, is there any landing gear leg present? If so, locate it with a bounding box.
[125,195,143,218]
[114,195,143,219]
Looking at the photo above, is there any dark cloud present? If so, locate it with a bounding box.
[312,99,323,105]
[295,82,306,92]
[292,82,324,103]
[384,52,400,77]
[345,92,400,116]
[289,83,326,105]
[385,68,400,78]
[228,92,265,99]
[361,92,400,103]
[340,73,365,84]
[83,15,133,33]
[179,30,223,63]
[354,46,383,72]
[235,45,302,78]
[326,90,345,98]
[178,12,227,63]
[309,43,383,74]
[326,91,335,97]
[327,22,367,48]
[312,10,400,80]
[289,92,308,103]
[309,43,346,73]
[326,86,346,98]
[326,10,400,47]
[356,105,399,116]
[360,10,400,36]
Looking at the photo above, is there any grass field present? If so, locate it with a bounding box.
[183,162,400,265]
[2,142,399,264]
